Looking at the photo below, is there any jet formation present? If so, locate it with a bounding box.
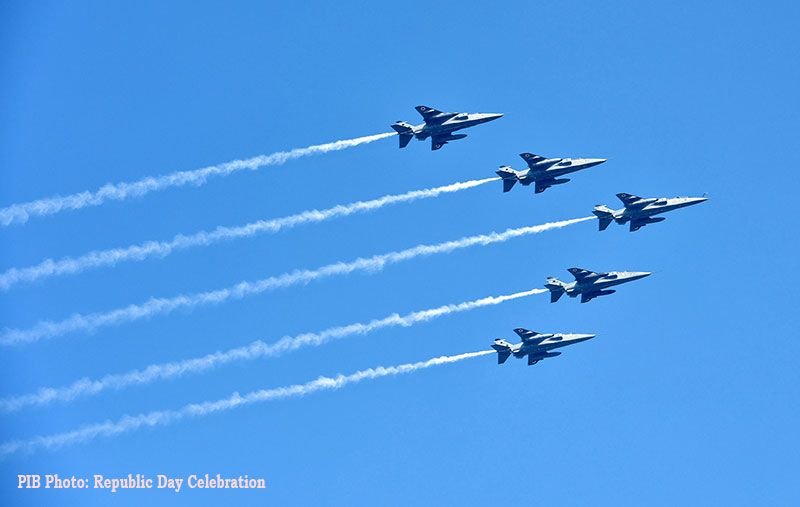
[386,104,708,367]
[545,267,651,303]
[497,153,606,194]
[391,105,503,151]
[492,328,595,366]
[593,193,709,232]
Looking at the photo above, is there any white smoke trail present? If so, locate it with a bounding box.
[0,288,541,412]
[0,350,493,458]
[0,177,499,290]
[0,132,395,226]
[0,216,594,346]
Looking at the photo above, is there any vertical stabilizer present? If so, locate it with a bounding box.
[544,277,568,303]
[391,121,415,148]
[491,339,513,364]
[592,205,615,231]
[496,166,519,192]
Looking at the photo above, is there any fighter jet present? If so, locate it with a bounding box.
[592,193,708,232]
[391,105,503,151]
[496,153,607,194]
[545,267,651,303]
[491,328,596,366]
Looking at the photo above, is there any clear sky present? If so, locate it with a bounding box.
[1,1,799,505]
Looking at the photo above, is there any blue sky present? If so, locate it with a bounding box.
[1,1,799,505]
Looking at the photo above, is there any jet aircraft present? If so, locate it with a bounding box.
[592,193,708,232]
[391,105,503,150]
[545,268,651,303]
[491,328,596,366]
[497,153,606,194]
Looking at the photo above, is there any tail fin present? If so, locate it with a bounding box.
[391,121,415,149]
[544,277,567,303]
[495,166,519,192]
[592,205,614,231]
[491,339,513,364]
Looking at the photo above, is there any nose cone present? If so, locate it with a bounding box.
[628,271,652,281]
[569,333,596,343]
[480,113,504,123]
[690,197,709,205]
[583,158,607,168]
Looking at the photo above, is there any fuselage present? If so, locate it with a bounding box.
[412,113,503,139]
[511,333,596,357]
[566,271,651,296]
[516,158,606,183]
[613,197,708,224]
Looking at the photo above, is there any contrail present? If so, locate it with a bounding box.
[0,216,594,346]
[0,288,541,412]
[0,177,499,290]
[0,350,492,458]
[0,132,395,227]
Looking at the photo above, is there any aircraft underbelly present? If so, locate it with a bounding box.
[657,205,679,213]
[544,168,570,177]
[635,210,663,220]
